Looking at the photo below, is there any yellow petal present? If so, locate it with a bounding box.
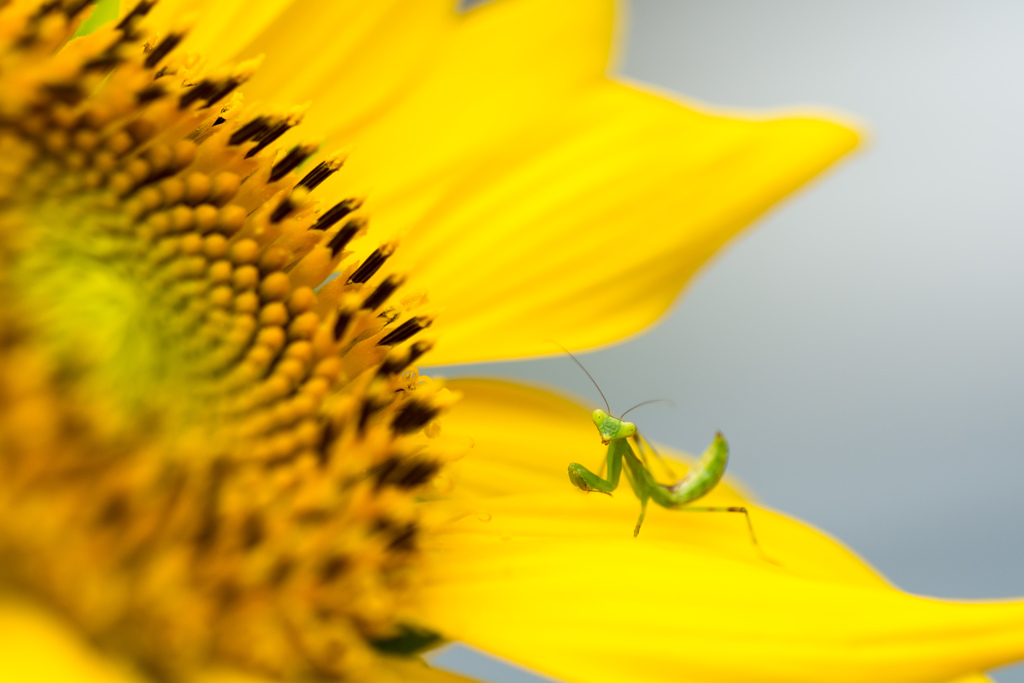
[234,0,456,132]
[419,380,1024,683]
[302,0,615,153]
[400,87,857,364]
[418,494,1024,683]
[133,0,295,61]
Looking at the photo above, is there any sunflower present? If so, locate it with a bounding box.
[2,1,1023,683]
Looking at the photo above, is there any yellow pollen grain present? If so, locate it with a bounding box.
[259,245,292,274]
[195,203,219,232]
[259,302,290,327]
[288,311,320,340]
[235,291,260,315]
[208,260,233,284]
[219,204,246,234]
[255,326,287,353]
[230,239,260,265]
[233,265,259,291]
[184,172,211,204]
[211,172,240,205]
[259,271,291,301]
[209,285,234,309]
[284,341,314,365]
[170,204,194,231]
[287,287,317,314]
[203,234,229,259]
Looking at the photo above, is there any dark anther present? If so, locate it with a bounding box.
[63,0,93,18]
[31,1,61,20]
[332,309,352,341]
[241,514,264,549]
[296,160,341,191]
[371,517,396,534]
[217,582,241,608]
[371,457,401,490]
[136,85,167,104]
[82,54,123,71]
[378,316,430,347]
[326,218,365,256]
[388,522,418,552]
[212,116,227,126]
[14,34,39,50]
[398,461,441,488]
[43,83,85,105]
[362,275,402,311]
[178,80,218,109]
[269,559,294,586]
[144,33,183,68]
[229,117,271,145]
[371,625,443,656]
[313,200,363,232]
[391,401,439,435]
[348,246,393,285]
[269,195,296,223]
[318,418,336,455]
[375,353,408,377]
[116,1,157,31]
[194,460,229,550]
[269,145,315,183]
[372,457,440,490]
[202,78,241,108]
[358,398,384,433]
[319,555,351,583]
[96,494,129,526]
[406,340,432,367]
[244,120,292,158]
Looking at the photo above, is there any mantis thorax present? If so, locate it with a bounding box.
[591,409,636,444]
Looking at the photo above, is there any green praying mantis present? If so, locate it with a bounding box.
[562,351,772,560]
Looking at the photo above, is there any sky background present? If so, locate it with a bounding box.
[430,1,1024,681]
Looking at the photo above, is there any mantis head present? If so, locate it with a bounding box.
[592,409,636,445]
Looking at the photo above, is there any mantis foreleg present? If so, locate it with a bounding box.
[567,438,630,494]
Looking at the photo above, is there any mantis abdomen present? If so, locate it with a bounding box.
[650,433,728,508]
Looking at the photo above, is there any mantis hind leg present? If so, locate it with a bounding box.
[632,434,676,480]
[673,505,779,565]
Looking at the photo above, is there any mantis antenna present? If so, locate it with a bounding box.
[620,398,675,419]
[555,344,611,415]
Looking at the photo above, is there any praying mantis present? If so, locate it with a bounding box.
[562,351,770,559]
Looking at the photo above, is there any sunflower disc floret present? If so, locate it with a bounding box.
[0,1,455,678]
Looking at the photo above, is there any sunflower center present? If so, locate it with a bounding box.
[0,2,453,679]
[14,199,205,433]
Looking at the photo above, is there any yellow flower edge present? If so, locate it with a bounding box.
[416,380,1022,683]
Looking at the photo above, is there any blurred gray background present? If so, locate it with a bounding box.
[430,1,1024,682]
